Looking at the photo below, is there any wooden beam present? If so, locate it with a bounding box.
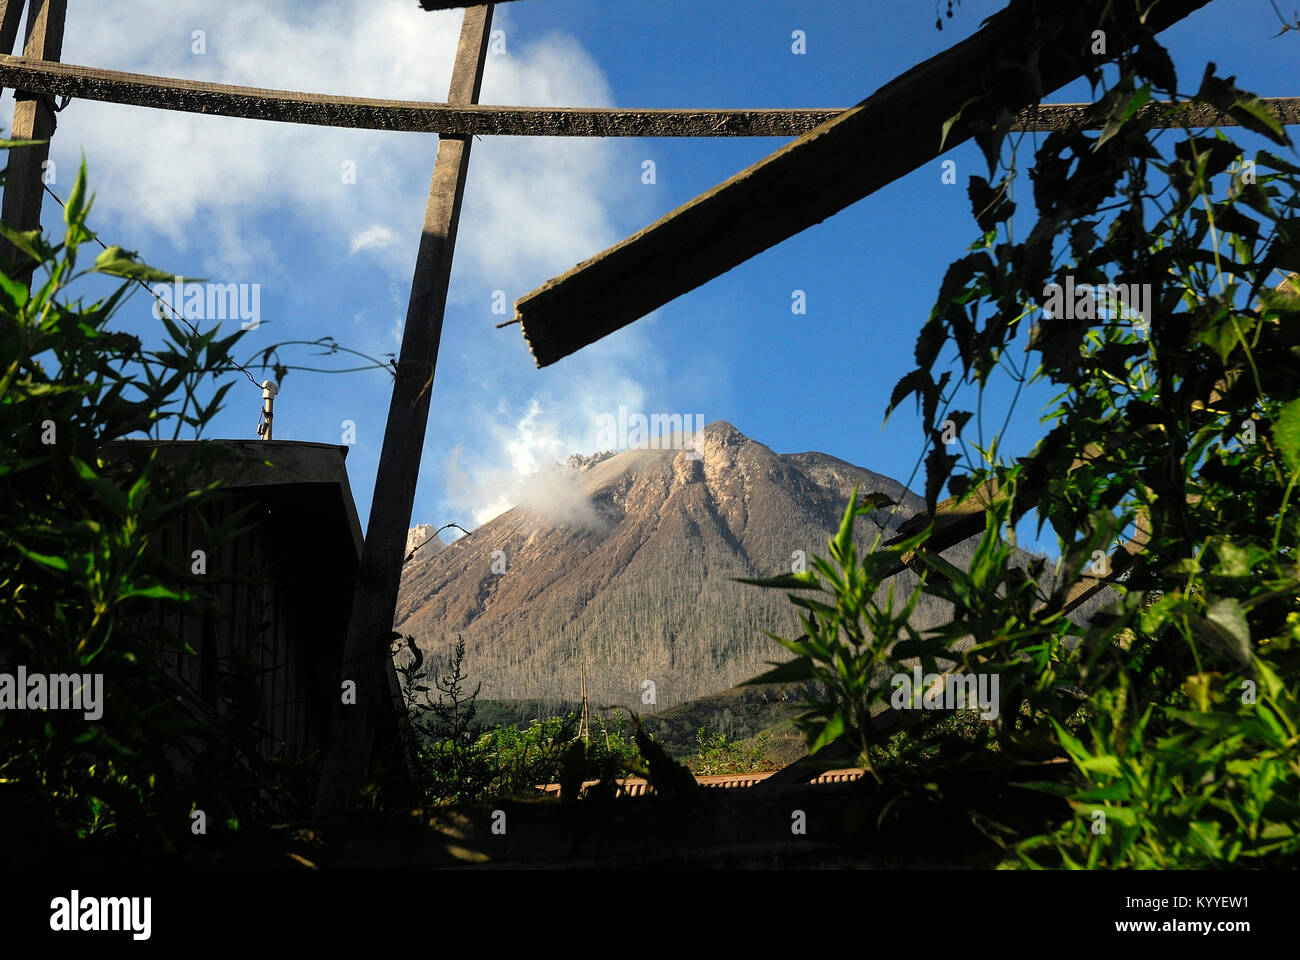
[1,55,1294,140]
[0,1,25,62]
[1012,99,1300,131]
[313,5,494,820]
[418,0,521,7]
[510,0,1216,367]
[1,0,64,280]
[0,56,839,136]
[0,0,26,127]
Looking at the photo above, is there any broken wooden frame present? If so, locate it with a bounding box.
[509,0,1234,367]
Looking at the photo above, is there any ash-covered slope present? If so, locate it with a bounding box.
[395,421,962,712]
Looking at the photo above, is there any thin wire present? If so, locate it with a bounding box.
[402,522,471,565]
[40,181,263,391]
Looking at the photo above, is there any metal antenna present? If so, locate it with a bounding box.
[258,380,279,440]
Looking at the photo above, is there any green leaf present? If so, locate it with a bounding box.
[740,657,816,686]
[119,584,188,601]
[1228,98,1287,145]
[1095,84,1151,152]
[807,712,845,754]
[1257,150,1300,175]
[735,571,821,590]
[939,96,982,153]
[1262,218,1300,276]
[1204,597,1252,663]
[0,136,49,150]
[967,175,1014,231]
[93,246,177,284]
[1195,65,1291,146]
[831,485,859,566]
[0,220,49,265]
[1210,540,1260,578]
[1050,717,1088,765]
[1209,203,1259,243]
[912,549,973,593]
[1077,754,1122,777]
[1187,821,1225,859]
[888,369,930,418]
[1274,397,1300,475]
[1071,781,1132,803]
[12,543,69,571]
[71,457,129,517]
[0,267,29,311]
[64,158,88,228]
[923,442,959,514]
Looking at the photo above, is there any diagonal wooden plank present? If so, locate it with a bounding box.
[313,4,494,820]
[510,0,1215,367]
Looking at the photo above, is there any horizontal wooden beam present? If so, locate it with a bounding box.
[0,55,839,136]
[419,0,522,7]
[0,55,1295,142]
[509,0,1220,367]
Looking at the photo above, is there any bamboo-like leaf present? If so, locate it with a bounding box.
[739,657,816,686]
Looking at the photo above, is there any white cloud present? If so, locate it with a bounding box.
[39,0,670,528]
[50,0,629,290]
[444,401,610,531]
[440,365,652,527]
[350,224,399,255]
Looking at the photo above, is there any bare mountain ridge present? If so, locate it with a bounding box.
[396,421,968,713]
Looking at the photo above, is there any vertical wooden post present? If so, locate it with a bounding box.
[1,0,65,282]
[314,4,493,819]
[0,2,27,69]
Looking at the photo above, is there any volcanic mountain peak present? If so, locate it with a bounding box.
[565,449,617,472]
[395,421,953,712]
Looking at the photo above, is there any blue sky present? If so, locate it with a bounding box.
[17,0,1299,554]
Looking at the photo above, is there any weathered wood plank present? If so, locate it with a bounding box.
[510,0,1217,367]
[1,0,64,280]
[0,55,1294,140]
[0,56,840,136]
[0,1,26,63]
[313,5,494,820]
[418,0,522,7]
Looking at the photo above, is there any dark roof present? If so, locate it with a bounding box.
[105,439,364,560]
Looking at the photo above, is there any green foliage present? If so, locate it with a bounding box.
[1016,665,1300,868]
[749,17,1300,867]
[0,152,300,862]
[399,634,490,802]
[396,636,640,803]
[738,489,926,773]
[687,726,776,776]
